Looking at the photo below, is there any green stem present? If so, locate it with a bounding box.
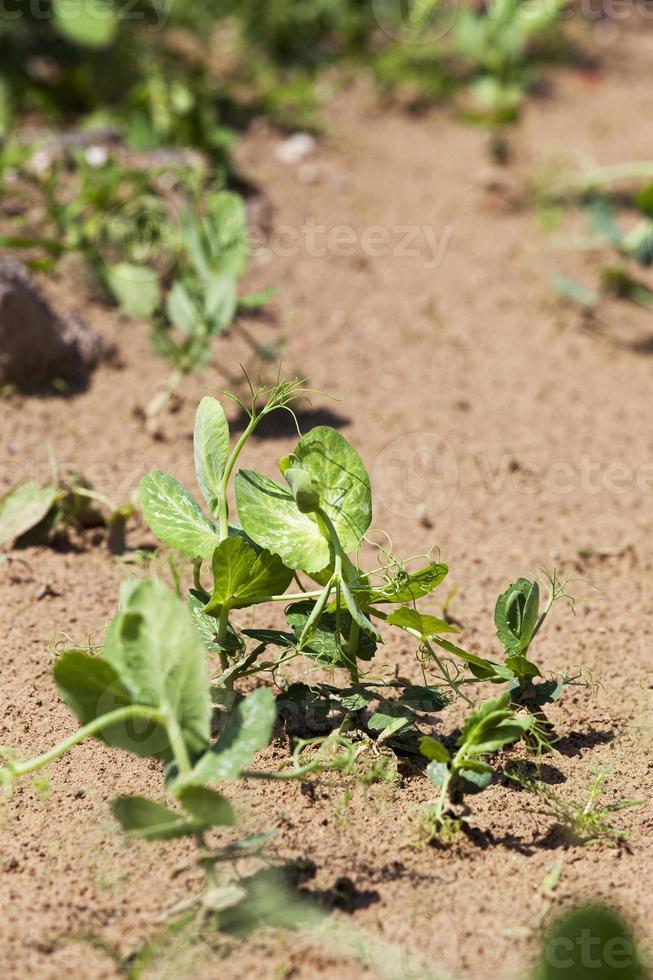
[166,715,192,775]
[217,415,259,541]
[217,604,231,676]
[345,620,360,685]
[2,706,165,782]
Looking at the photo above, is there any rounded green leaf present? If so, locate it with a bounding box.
[235,427,371,573]
[53,0,118,48]
[194,396,230,514]
[0,483,58,547]
[235,470,329,573]
[186,688,276,784]
[105,263,161,318]
[140,471,220,558]
[293,427,371,549]
[103,581,212,759]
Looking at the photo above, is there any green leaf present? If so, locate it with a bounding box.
[340,688,375,711]
[386,608,457,637]
[53,648,171,758]
[367,704,417,738]
[354,563,449,605]
[419,736,451,763]
[186,688,276,784]
[176,785,235,827]
[458,694,530,756]
[206,273,238,330]
[167,281,199,335]
[187,592,220,653]
[429,635,513,681]
[105,263,161,318]
[399,686,449,713]
[495,578,540,655]
[103,581,212,760]
[112,796,192,841]
[460,769,493,794]
[427,761,450,788]
[204,536,293,613]
[0,483,58,547]
[112,789,233,841]
[505,653,542,680]
[235,471,327,574]
[53,0,118,48]
[139,471,220,558]
[194,396,230,514]
[235,427,371,573]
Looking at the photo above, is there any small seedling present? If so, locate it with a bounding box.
[0,469,133,553]
[553,168,653,318]
[493,571,587,747]
[419,692,535,840]
[507,764,644,846]
[139,376,523,746]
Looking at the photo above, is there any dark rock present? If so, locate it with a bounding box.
[0,259,115,392]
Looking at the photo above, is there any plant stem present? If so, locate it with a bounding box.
[218,415,259,541]
[165,715,192,775]
[2,706,165,782]
[217,604,231,676]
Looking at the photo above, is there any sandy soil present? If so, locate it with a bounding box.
[1,18,653,980]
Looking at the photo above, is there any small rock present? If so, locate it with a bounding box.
[0,259,115,392]
[274,132,317,165]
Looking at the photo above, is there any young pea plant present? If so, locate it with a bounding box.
[493,572,588,748]
[419,692,535,841]
[452,0,567,159]
[0,580,354,919]
[0,468,133,553]
[554,170,653,317]
[0,141,271,422]
[139,378,505,747]
[148,191,275,423]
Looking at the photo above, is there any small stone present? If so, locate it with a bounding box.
[274,133,317,165]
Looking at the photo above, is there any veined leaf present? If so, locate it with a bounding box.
[194,396,230,514]
[186,688,276,784]
[175,785,235,826]
[112,788,233,841]
[386,608,457,637]
[167,281,200,335]
[139,470,220,558]
[112,796,192,841]
[286,601,377,666]
[54,648,171,759]
[0,483,58,547]
[103,581,212,760]
[203,536,293,613]
[235,470,329,573]
[236,427,371,572]
[420,736,451,763]
[495,578,540,655]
